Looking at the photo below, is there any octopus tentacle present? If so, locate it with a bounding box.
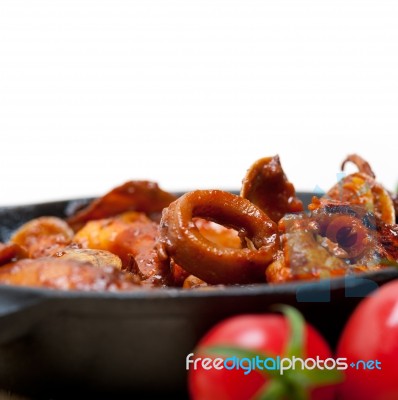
[341,154,376,178]
[327,154,395,225]
[241,155,303,223]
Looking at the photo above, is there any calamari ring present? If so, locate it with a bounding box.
[158,190,278,284]
[324,215,370,259]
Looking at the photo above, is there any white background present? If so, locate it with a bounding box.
[1,0,397,206]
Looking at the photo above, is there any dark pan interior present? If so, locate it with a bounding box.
[0,193,397,398]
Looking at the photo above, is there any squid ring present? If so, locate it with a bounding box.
[325,215,370,259]
[158,190,278,284]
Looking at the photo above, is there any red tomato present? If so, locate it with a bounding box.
[188,314,335,400]
[337,280,398,400]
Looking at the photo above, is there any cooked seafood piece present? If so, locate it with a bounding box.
[158,190,278,284]
[327,154,395,225]
[0,258,140,291]
[67,180,177,231]
[241,155,303,223]
[11,217,74,258]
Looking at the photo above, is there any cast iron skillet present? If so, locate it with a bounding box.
[0,193,397,399]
